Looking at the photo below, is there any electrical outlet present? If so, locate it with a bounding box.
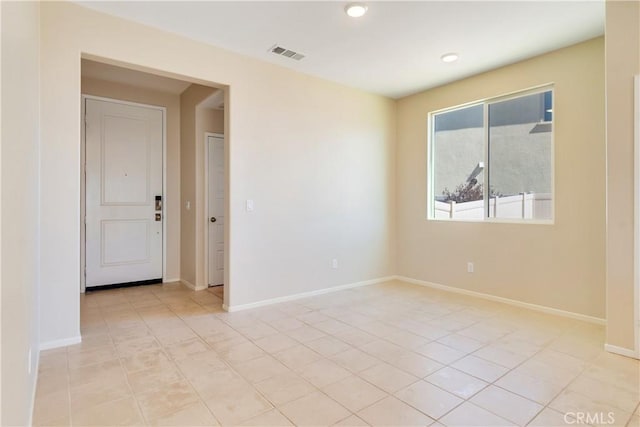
[332,258,338,269]
[467,262,474,273]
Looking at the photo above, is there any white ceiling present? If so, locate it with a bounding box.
[77,1,605,99]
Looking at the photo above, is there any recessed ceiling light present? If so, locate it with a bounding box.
[345,3,368,18]
[441,53,459,63]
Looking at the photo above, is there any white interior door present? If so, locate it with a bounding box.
[85,98,163,287]
[208,135,225,286]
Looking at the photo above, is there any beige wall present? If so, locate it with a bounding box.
[81,77,181,282]
[39,3,395,344]
[39,3,395,341]
[199,107,224,135]
[396,38,606,319]
[605,0,640,351]
[179,84,217,288]
[1,1,41,425]
[1,3,3,421]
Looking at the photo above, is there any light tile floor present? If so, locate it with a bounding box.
[33,280,640,426]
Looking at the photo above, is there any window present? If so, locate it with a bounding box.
[429,87,553,222]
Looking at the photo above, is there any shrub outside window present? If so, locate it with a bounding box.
[428,86,553,222]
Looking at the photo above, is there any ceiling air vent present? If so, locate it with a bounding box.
[269,45,305,61]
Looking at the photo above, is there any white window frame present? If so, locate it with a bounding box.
[427,84,555,224]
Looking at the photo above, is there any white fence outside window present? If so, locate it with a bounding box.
[434,193,552,220]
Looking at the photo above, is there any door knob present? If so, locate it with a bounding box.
[210,217,217,223]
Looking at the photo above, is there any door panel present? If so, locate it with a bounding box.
[85,98,163,287]
[101,219,151,265]
[102,115,150,204]
[208,135,225,286]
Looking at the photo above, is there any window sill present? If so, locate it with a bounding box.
[426,217,555,225]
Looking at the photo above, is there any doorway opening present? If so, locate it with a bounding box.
[82,95,166,291]
[80,57,229,306]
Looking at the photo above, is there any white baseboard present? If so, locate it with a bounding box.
[604,344,639,359]
[396,276,607,325]
[180,279,196,290]
[163,277,180,284]
[40,335,82,351]
[224,276,396,312]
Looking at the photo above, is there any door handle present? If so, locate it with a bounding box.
[210,217,217,223]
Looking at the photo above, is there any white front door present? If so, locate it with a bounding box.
[85,98,163,287]
[208,135,225,286]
